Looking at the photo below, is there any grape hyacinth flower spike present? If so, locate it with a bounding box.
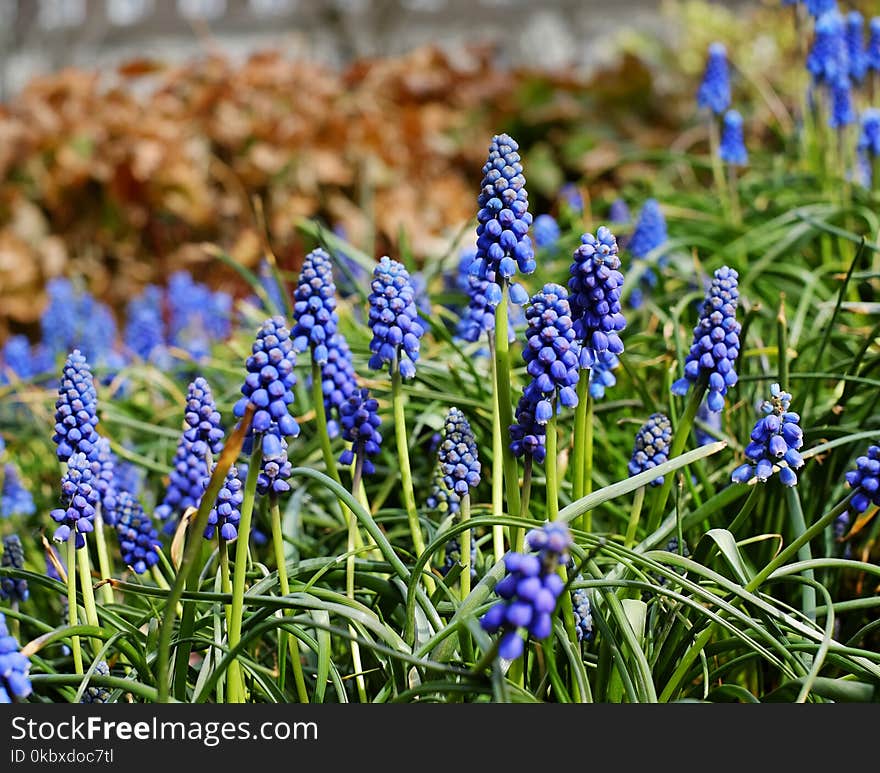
[847,11,868,83]
[338,388,383,480]
[731,384,804,487]
[720,110,748,166]
[509,391,547,465]
[469,133,535,306]
[205,465,245,541]
[1,464,35,518]
[256,431,293,498]
[50,452,98,549]
[0,611,32,703]
[533,214,560,249]
[367,256,425,380]
[53,350,99,462]
[842,445,880,523]
[671,266,741,413]
[807,10,848,86]
[628,413,673,487]
[80,661,111,704]
[480,522,573,660]
[697,42,731,115]
[114,490,161,575]
[868,18,880,75]
[1,535,28,603]
[292,247,338,366]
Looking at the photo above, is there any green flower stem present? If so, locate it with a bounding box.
[581,394,594,533]
[77,540,99,629]
[571,371,589,502]
[646,380,706,535]
[624,486,646,549]
[546,410,559,522]
[489,336,505,562]
[785,487,816,621]
[311,360,341,485]
[494,282,522,534]
[270,496,309,703]
[460,493,472,603]
[727,165,742,227]
[391,367,429,570]
[150,565,170,591]
[227,439,264,704]
[66,537,83,675]
[349,454,368,703]
[92,508,115,606]
[219,536,231,619]
[727,484,761,538]
[520,456,533,522]
[708,116,730,220]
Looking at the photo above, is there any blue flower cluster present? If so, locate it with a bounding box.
[80,661,111,704]
[829,77,856,129]
[469,133,535,306]
[697,42,731,115]
[257,433,292,497]
[858,108,880,160]
[1,464,35,518]
[695,399,722,447]
[628,413,673,487]
[184,377,225,457]
[156,431,210,535]
[869,18,880,73]
[806,0,836,17]
[808,10,848,85]
[844,445,880,519]
[571,582,594,643]
[53,350,99,462]
[480,522,573,660]
[124,285,167,364]
[671,266,741,412]
[438,408,481,496]
[441,536,477,579]
[0,611,31,703]
[1,535,28,603]
[233,316,300,455]
[88,437,118,525]
[114,490,161,575]
[629,199,667,261]
[367,256,425,380]
[205,465,245,540]
[50,452,98,548]
[533,214,560,249]
[847,11,868,83]
[292,248,338,365]
[608,198,631,224]
[568,226,626,369]
[720,110,748,165]
[167,271,232,362]
[520,283,580,423]
[509,391,547,464]
[732,384,805,487]
[338,388,383,477]
[0,335,52,384]
[588,352,619,400]
[320,333,358,439]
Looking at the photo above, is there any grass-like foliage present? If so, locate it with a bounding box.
[1,3,880,704]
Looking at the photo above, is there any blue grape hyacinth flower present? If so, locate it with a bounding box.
[843,445,880,520]
[720,110,748,166]
[1,464,35,518]
[52,350,100,462]
[124,285,167,364]
[183,377,225,457]
[0,335,52,383]
[868,18,880,73]
[427,465,461,515]
[509,391,547,464]
[829,77,856,129]
[806,0,837,19]
[367,257,425,380]
[256,431,293,497]
[87,437,118,526]
[571,582,594,643]
[847,11,868,82]
[859,108,880,156]
[480,522,573,660]
[469,133,535,307]
[0,611,32,703]
[50,452,98,549]
[697,42,731,115]
[608,198,631,224]
[559,183,584,214]
[319,332,358,439]
[521,283,580,423]
[568,226,626,370]
[731,383,805,487]
[292,247,338,365]
[114,490,161,575]
[80,661,111,704]
[808,10,848,85]
[588,351,619,401]
[233,316,300,457]
[629,199,667,261]
[533,214,560,249]
[628,413,673,487]
[339,388,383,477]
[1,534,28,604]
[204,465,245,540]
[671,266,741,412]
[438,408,481,496]
[441,537,477,579]
[155,435,210,535]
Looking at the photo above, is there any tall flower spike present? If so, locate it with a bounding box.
[1,535,28,603]
[807,10,848,85]
[338,388,383,477]
[847,11,867,82]
[321,332,358,439]
[628,413,673,487]
[367,257,425,380]
[829,77,856,129]
[568,226,626,369]
[480,522,572,660]
[124,285,167,364]
[521,283,580,423]
[469,133,535,306]
[53,350,99,462]
[87,437,118,526]
[509,391,547,464]
[720,110,748,166]
[49,452,98,548]
[697,42,731,115]
[732,384,804,487]
[671,266,741,412]
[859,108,880,157]
[114,490,161,575]
[155,435,210,535]
[256,431,292,497]
[868,18,880,73]
[233,316,300,457]
[843,445,880,519]
[438,408,481,496]
[806,0,837,18]
[183,377,225,457]
[292,247,338,365]
[628,199,668,260]
[1,464,35,518]
[0,611,32,703]
[205,465,245,540]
